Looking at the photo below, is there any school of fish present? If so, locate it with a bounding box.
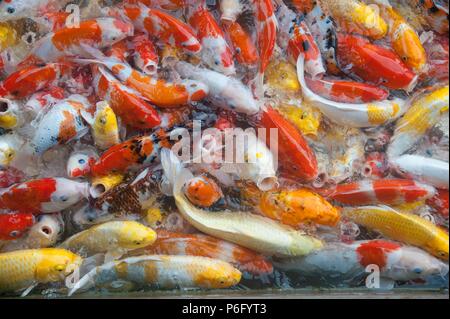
[0,0,448,297]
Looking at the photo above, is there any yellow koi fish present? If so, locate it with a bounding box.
[90,101,120,150]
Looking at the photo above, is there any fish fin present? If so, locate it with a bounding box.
[20,283,38,297]
[68,265,98,296]
[104,250,125,263]
[80,109,94,126]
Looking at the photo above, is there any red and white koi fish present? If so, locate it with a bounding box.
[93,66,161,130]
[297,54,406,128]
[0,63,72,100]
[79,48,208,108]
[132,230,274,275]
[305,77,389,104]
[130,34,159,76]
[29,94,91,155]
[0,213,35,241]
[175,61,259,115]
[275,0,325,78]
[66,147,99,179]
[24,18,134,66]
[391,155,449,190]
[223,21,259,66]
[117,4,202,54]
[188,3,235,75]
[0,0,71,22]
[90,132,171,177]
[275,240,449,284]
[336,33,418,92]
[327,179,436,206]
[0,178,89,214]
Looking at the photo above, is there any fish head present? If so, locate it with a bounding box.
[97,18,134,47]
[89,173,124,198]
[0,98,21,129]
[193,261,242,289]
[0,1,27,22]
[28,214,65,248]
[93,101,119,141]
[185,175,223,208]
[35,249,83,283]
[117,221,157,250]
[0,213,35,241]
[44,179,89,212]
[429,232,450,261]
[67,148,98,178]
[384,246,449,281]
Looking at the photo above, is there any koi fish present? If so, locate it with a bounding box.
[297,54,406,128]
[0,213,34,241]
[59,221,156,259]
[90,132,170,177]
[0,178,89,214]
[69,255,241,295]
[305,78,389,104]
[0,132,26,167]
[93,66,161,130]
[241,182,340,228]
[0,63,71,100]
[319,0,388,39]
[171,166,323,256]
[30,94,91,155]
[390,155,449,190]
[0,97,22,130]
[275,240,449,284]
[24,18,134,65]
[131,230,274,275]
[223,21,259,66]
[328,179,436,206]
[0,0,71,22]
[258,106,318,182]
[342,205,449,260]
[80,48,208,108]
[185,175,224,208]
[0,248,82,294]
[175,61,259,115]
[66,147,98,179]
[275,0,325,78]
[388,85,449,158]
[130,34,159,75]
[337,33,418,91]
[0,214,64,252]
[88,101,120,151]
[120,4,202,54]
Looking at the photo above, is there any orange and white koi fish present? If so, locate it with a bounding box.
[223,21,259,66]
[69,255,241,295]
[391,155,449,190]
[337,33,418,91]
[0,178,89,214]
[24,18,133,65]
[118,4,202,54]
[130,34,158,76]
[90,132,170,177]
[0,63,71,100]
[297,54,406,128]
[319,0,387,39]
[188,3,235,75]
[29,94,91,155]
[275,0,325,78]
[185,175,224,208]
[80,48,208,108]
[305,77,389,104]
[92,66,161,130]
[0,0,71,22]
[132,230,274,275]
[276,240,449,284]
[328,179,436,206]
[175,61,259,115]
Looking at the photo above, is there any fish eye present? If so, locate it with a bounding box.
[413,268,423,274]
[36,215,44,222]
[78,158,86,164]
[60,195,69,202]
[7,7,15,14]
[214,60,220,66]
[9,230,21,238]
[54,265,65,272]
[438,251,447,257]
